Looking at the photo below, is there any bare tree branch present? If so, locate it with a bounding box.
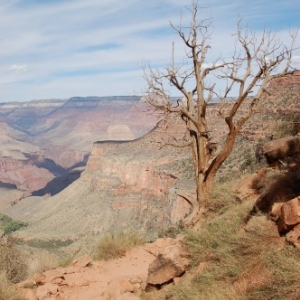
[142,1,298,226]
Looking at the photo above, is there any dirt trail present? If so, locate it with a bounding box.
[17,246,156,300]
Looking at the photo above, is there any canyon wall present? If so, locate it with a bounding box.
[0,97,157,198]
[5,118,194,240]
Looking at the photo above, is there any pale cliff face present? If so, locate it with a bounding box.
[85,142,177,197]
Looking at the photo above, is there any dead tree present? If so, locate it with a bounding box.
[143,0,298,226]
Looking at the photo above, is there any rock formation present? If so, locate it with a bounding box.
[4,117,194,240]
[146,236,189,286]
[249,135,300,246]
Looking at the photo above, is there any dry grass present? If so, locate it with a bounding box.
[27,249,72,276]
[93,231,144,261]
[0,242,27,284]
[208,176,243,214]
[143,193,300,300]
[249,246,300,300]
[0,271,23,300]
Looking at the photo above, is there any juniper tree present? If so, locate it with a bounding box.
[143,0,298,226]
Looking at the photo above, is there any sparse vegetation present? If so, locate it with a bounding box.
[28,249,72,276]
[0,214,28,234]
[273,112,300,138]
[0,239,27,284]
[250,246,300,300]
[158,223,185,239]
[142,194,300,300]
[208,177,241,214]
[93,231,144,261]
[0,271,23,300]
[25,238,73,250]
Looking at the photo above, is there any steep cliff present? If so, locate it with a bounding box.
[5,118,194,240]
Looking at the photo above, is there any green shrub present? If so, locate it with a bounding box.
[26,238,73,250]
[0,214,28,234]
[158,223,184,239]
[93,231,144,261]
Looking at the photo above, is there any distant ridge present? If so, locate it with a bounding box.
[0,96,141,105]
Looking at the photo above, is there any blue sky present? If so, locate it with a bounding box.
[0,0,299,102]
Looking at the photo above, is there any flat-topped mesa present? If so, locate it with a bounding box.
[80,119,195,231]
[84,119,187,190]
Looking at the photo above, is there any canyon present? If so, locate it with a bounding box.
[0,97,158,200]
[4,117,194,240]
[0,71,299,241]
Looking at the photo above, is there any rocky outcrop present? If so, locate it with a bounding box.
[249,135,300,245]
[268,70,300,93]
[16,237,188,300]
[263,136,300,164]
[234,168,267,201]
[146,236,189,286]
[0,158,54,191]
[32,167,84,196]
[16,252,149,300]
[16,237,189,300]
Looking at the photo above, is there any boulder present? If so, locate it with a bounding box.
[146,243,189,286]
[281,197,300,226]
[70,254,92,268]
[253,185,295,216]
[234,169,267,201]
[263,136,300,164]
[277,197,300,235]
[286,223,300,246]
[42,268,65,283]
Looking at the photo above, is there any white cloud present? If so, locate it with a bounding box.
[8,64,28,73]
[0,0,299,102]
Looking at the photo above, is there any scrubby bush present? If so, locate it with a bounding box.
[273,112,300,138]
[28,250,72,276]
[0,240,27,284]
[0,214,27,234]
[93,231,144,261]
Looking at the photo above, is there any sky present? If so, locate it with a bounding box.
[0,0,299,102]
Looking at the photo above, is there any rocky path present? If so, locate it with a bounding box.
[16,237,188,300]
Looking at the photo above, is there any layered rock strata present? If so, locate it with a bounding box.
[5,118,194,239]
